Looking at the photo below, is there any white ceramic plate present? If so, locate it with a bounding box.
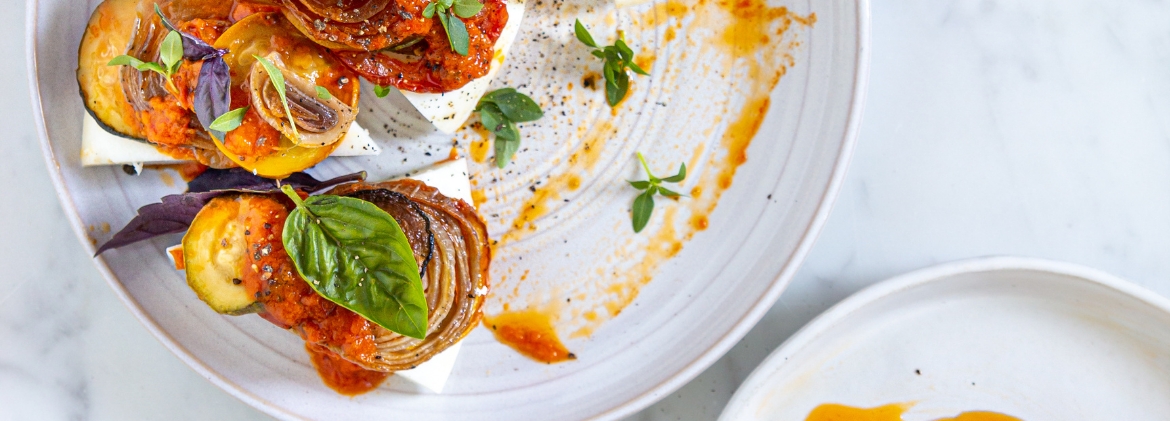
[720,257,1170,421]
[27,0,867,419]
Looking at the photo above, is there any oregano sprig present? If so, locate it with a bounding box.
[107,30,183,90]
[628,152,686,233]
[574,19,650,106]
[423,0,484,56]
[476,88,544,168]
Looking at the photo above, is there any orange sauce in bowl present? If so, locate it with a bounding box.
[805,403,1021,421]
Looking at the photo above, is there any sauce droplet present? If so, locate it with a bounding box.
[484,310,576,363]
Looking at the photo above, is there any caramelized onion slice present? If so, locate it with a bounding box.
[247,54,356,148]
[298,0,391,23]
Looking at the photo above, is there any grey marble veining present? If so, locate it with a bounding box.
[7,0,1170,420]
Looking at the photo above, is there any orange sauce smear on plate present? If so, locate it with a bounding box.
[805,403,1022,421]
[484,310,576,363]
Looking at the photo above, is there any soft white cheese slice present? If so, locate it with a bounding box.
[79,113,380,166]
[389,158,472,393]
[399,0,526,133]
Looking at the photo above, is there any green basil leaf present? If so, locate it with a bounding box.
[208,107,249,132]
[479,102,505,132]
[440,0,455,9]
[661,163,686,183]
[484,89,543,122]
[574,19,598,48]
[631,190,655,233]
[452,0,483,18]
[628,180,651,190]
[374,84,392,98]
[444,11,470,56]
[315,86,333,100]
[423,1,436,18]
[280,186,428,339]
[253,55,300,142]
[494,121,521,169]
[591,50,605,60]
[159,31,184,75]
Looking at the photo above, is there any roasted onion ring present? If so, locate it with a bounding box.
[277,0,432,51]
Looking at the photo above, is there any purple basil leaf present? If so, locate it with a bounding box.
[155,5,220,60]
[187,168,366,193]
[94,192,220,255]
[186,167,278,192]
[194,57,231,137]
[97,170,367,254]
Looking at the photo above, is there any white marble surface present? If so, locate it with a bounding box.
[6,0,1170,419]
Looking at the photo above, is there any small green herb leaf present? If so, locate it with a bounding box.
[315,86,333,100]
[627,152,687,233]
[108,55,167,76]
[253,55,300,142]
[628,60,650,76]
[577,23,650,107]
[606,70,629,106]
[628,180,651,190]
[481,88,544,122]
[445,10,471,55]
[494,125,520,168]
[574,19,598,48]
[661,163,686,183]
[451,0,484,18]
[279,185,428,339]
[208,107,248,132]
[631,190,655,233]
[426,0,475,56]
[656,186,681,197]
[159,31,184,75]
[374,84,392,97]
[477,88,544,168]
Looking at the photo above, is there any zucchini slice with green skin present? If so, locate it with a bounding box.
[77,0,147,140]
[182,195,260,315]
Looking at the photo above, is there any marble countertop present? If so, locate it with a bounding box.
[6,1,1170,419]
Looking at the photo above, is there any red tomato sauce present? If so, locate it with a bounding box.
[238,196,390,395]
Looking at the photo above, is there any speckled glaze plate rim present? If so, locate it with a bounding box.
[718,256,1170,421]
[25,0,871,419]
